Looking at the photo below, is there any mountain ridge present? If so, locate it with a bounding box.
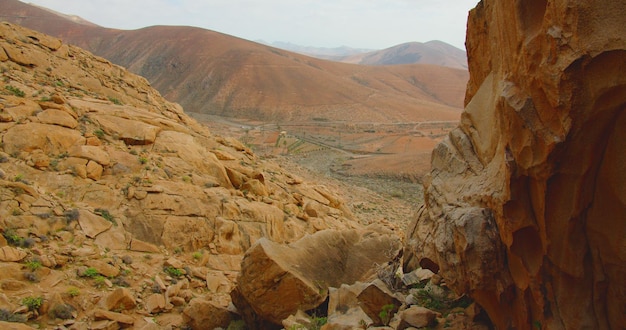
[0,0,468,124]
[269,40,468,70]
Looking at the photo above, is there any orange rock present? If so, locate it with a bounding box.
[405,1,626,329]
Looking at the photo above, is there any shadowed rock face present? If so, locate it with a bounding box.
[404,0,626,329]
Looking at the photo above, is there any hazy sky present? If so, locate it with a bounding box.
[25,0,479,50]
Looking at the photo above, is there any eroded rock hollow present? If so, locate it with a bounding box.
[404,0,626,329]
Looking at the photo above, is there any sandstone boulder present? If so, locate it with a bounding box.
[0,246,27,262]
[233,228,401,326]
[77,210,112,238]
[181,298,232,330]
[2,123,85,155]
[36,108,78,128]
[397,306,438,329]
[102,288,136,311]
[93,309,135,326]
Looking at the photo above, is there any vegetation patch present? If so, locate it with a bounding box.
[5,85,25,97]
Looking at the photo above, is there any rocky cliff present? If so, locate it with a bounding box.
[0,22,369,328]
[405,0,625,329]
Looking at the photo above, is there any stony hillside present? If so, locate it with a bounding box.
[0,21,368,328]
[0,0,468,124]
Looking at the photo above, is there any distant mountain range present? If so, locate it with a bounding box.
[267,40,468,70]
[0,0,469,123]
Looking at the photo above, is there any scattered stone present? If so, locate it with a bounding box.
[0,246,27,262]
[84,260,120,278]
[129,239,160,253]
[144,294,166,314]
[181,298,232,330]
[93,309,135,325]
[397,306,439,329]
[101,288,136,311]
[77,210,112,238]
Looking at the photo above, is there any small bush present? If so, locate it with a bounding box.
[121,255,133,265]
[23,271,39,282]
[67,287,80,297]
[108,97,122,105]
[94,208,117,226]
[64,209,80,223]
[93,275,106,288]
[93,129,105,139]
[192,251,203,260]
[22,296,43,311]
[20,237,36,248]
[25,260,42,271]
[379,304,395,326]
[82,267,99,278]
[5,85,25,97]
[49,303,75,320]
[3,229,22,246]
[0,308,27,323]
[164,266,183,278]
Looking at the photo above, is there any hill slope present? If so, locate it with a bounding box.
[0,0,468,124]
[338,41,468,70]
[0,21,376,328]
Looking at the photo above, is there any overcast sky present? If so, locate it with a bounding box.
[25,0,479,50]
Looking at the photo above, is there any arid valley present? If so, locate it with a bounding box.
[0,0,624,329]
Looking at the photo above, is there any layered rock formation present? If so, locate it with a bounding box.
[405,0,626,329]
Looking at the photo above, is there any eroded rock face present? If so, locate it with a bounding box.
[405,1,626,329]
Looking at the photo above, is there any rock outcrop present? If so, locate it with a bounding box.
[405,1,626,329]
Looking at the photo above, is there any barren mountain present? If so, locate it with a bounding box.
[263,41,374,58]
[333,41,468,70]
[0,0,468,124]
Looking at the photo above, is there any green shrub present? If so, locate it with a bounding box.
[25,260,42,271]
[64,209,80,223]
[0,308,27,323]
[3,229,22,246]
[94,208,117,226]
[82,267,99,278]
[93,129,105,139]
[164,266,183,278]
[49,303,75,319]
[94,275,106,288]
[108,97,122,105]
[192,251,203,260]
[379,304,395,326]
[22,296,43,311]
[5,85,25,97]
[67,287,80,297]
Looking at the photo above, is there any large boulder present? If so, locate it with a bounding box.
[233,228,401,327]
[404,1,626,329]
